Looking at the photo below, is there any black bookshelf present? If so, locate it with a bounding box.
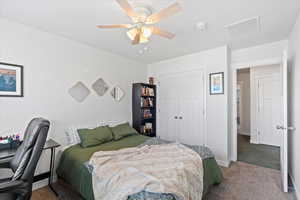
[132,83,156,137]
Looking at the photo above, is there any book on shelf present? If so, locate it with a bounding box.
[141,97,154,107]
[143,109,152,119]
[141,87,155,97]
[140,123,153,135]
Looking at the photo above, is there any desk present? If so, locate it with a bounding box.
[0,139,60,196]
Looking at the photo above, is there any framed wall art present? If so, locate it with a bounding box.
[209,72,224,95]
[0,62,24,97]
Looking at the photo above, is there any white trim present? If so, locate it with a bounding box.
[290,174,300,200]
[231,57,282,162]
[238,132,250,136]
[32,175,58,191]
[217,160,231,167]
[33,179,48,190]
[250,138,259,144]
[232,58,282,69]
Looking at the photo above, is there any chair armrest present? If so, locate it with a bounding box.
[0,180,24,193]
[0,159,11,169]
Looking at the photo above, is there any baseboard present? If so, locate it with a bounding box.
[290,174,300,200]
[238,132,250,136]
[33,179,48,190]
[217,160,231,167]
[32,175,58,191]
[250,138,258,144]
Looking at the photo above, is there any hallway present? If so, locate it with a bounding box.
[238,135,280,170]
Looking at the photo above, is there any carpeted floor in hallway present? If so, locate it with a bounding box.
[238,134,280,170]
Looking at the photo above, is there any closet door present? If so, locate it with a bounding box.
[177,71,205,145]
[159,99,179,141]
[158,70,205,145]
[158,74,180,141]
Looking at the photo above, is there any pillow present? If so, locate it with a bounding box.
[65,123,107,147]
[65,127,82,146]
[78,126,113,148]
[110,122,138,140]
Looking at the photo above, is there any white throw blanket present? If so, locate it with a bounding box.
[89,143,204,200]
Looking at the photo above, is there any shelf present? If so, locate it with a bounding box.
[141,95,155,98]
[142,118,154,121]
[140,133,155,137]
[133,83,156,138]
[141,106,155,109]
[140,83,156,87]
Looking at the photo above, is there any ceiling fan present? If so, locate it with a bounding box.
[97,0,182,45]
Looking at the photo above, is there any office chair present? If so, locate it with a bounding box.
[0,118,50,200]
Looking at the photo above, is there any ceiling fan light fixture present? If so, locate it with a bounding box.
[126,28,149,43]
[142,26,153,38]
[126,28,138,40]
[97,0,181,45]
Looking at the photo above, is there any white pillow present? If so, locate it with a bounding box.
[65,127,81,146]
[65,123,106,146]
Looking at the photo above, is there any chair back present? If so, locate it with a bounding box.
[9,118,50,181]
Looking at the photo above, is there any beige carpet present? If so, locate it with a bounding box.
[32,162,296,200]
[205,162,296,200]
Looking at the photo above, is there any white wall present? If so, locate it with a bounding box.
[237,70,251,135]
[232,40,288,66]
[148,46,230,166]
[288,13,300,198]
[0,17,147,187]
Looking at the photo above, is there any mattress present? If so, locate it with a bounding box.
[56,135,222,200]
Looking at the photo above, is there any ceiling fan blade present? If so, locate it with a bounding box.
[116,0,139,20]
[97,24,132,29]
[146,3,182,24]
[132,29,141,45]
[152,27,175,39]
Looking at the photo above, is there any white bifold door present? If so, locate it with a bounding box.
[158,70,205,146]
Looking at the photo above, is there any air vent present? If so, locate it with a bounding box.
[225,16,260,37]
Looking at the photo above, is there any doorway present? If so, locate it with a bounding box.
[236,65,281,170]
[157,69,205,146]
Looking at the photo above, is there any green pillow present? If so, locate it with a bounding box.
[78,126,113,148]
[110,122,139,140]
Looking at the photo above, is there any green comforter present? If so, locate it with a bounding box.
[57,135,222,200]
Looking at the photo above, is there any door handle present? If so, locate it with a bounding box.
[179,116,183,120]
[287,126,296,131]
[174,116,178,119]
[276,125,285,130]
[276,125,296,131]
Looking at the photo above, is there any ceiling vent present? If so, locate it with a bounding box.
[225,16,260,37]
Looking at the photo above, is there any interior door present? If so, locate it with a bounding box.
[178,98,204,145]
[279,51,288,192]
[158,70,205,145]
[159,99,179,141]
[177,71,205,145]
[257,76,282,146]
[157,74,180,141]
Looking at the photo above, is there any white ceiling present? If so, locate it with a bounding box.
[0,0,299,64]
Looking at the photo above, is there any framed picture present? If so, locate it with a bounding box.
[209,72,224,95]
[0,62,24,97]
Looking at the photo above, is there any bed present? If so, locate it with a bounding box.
[57,134,222,200]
